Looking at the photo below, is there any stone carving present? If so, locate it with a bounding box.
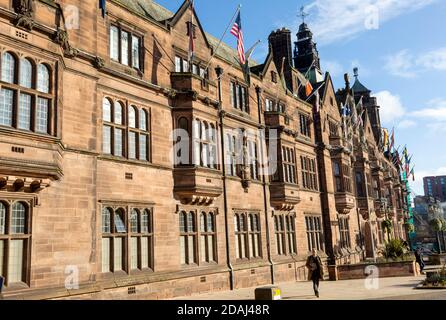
[14,0,34,30]
[53,28,78,57]
[93,56,105,69]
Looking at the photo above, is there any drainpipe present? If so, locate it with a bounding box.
[256,86,275,284]
[215,66,235,290]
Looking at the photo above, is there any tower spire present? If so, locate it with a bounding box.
[299,6,309,24]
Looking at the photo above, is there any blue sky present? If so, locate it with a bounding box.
[156,0,446,195]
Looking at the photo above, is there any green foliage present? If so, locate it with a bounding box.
[380,239,407,260]
[382,219,393,232]
[440,219,446,232]
[430,218,443,232]
[405,222,415,233]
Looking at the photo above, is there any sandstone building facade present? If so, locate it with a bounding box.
[0,0,410,299]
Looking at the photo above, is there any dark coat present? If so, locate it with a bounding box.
[306,255,324,281]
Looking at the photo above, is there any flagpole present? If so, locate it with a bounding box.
[204,4,242,73]
[188,0,195,72]
[305,81,325,102]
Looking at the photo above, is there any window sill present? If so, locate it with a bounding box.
[0,125,58,142]
[2,281,30,292]
[99,154,151,165]
[109,60,143,78]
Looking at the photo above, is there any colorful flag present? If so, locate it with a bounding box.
[305,81,313,97]
[410,167,415,181]
[314,88,320,113]
[382,128,389,150]
[99,0,106,18]
[389,127,395,152]
[230,12,246,65]
[187,0,195,70]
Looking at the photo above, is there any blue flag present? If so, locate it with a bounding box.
[99,0,106,18]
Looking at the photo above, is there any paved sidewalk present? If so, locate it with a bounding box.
[172,276,445,300]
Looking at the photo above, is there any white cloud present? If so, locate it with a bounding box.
[301,0,437,46]
[410,99,446,121]
[321,60,344,77]
[384,48,446,78]
[397,119,417,129]
[417,48,446,71]
[384,50,417,78]
[374,91,406,125]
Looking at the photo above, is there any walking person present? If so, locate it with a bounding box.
[306,248,324,298]
[414,247,425,274]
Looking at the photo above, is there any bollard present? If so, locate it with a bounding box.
[254,286,282,300]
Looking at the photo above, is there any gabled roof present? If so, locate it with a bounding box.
[115,0,259,68]
[168,0,211,49]
[352,78,370,94]
[115,0,174,22]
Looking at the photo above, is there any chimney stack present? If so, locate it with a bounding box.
[268,28,293,90]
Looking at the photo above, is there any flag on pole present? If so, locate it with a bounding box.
[389,127,395,152]
[382,128,389,150]
[410,167,415,181]
[305,81,313,97]
[99,0,106,18]
[230,12,246,65]
[187,0,195,70]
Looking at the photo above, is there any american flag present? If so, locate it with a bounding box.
[230,12,246,65]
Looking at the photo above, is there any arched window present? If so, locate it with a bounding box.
[113,102,124,157]
[141,209,150,233]
[178,117,188,131]
[37,64,50,93]
[207,213,214,232]
[114,101,123,125]
[128,106,136,128]
[130,209,138,233]
[102,207,112,233]
[19,58,33,88]
[200,212,206,233]
[11,202,26,234]
[2,52,16,83]
[139,109,147,130]
[102,98,112,154]
[0,202,5,234]
[103,98,112,122]
[114,209,126,233]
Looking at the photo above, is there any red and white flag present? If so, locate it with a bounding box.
[230,12,246,65]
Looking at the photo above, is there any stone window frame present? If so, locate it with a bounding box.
[102,96,151,162]
[264,96,286,113]
[225,131,241,177]
[0,196,34,289]
[0,50,55,136]
[234,211,262,261]
[230,80,249,113]
[192,118,218,169]
[281,145,297,185]
[338,215,351,249]
[173,54,208,79]
[109,23,144,71]
[273,212,297,256]
[178,207,218,267]
[299,112,311,138]
[300,155,318,191]
[305,214,324,252]
[100,202,155,276]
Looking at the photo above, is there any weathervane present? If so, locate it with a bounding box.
[299,5,309,23]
